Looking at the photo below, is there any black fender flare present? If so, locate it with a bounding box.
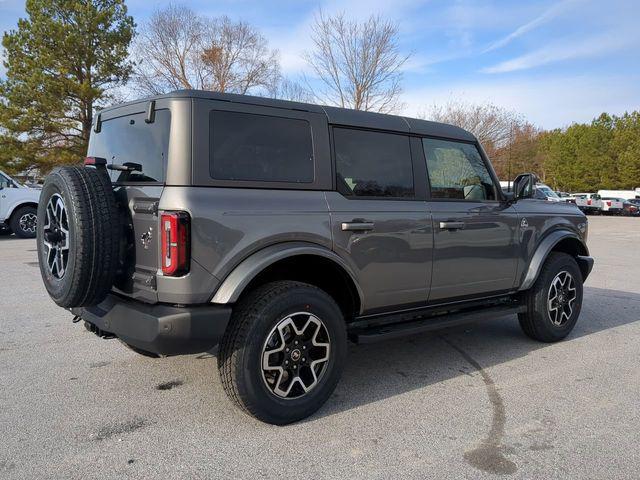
[518,230,593,291]
[210,242,364,310]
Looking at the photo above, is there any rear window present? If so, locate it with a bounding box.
[87,109,170,183]
[334,128,414,198]
[209,110,314,183]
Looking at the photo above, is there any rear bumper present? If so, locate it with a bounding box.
[71,294,232,356]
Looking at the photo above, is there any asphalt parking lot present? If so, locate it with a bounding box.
[1,216,639,479]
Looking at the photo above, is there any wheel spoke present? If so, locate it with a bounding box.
[261,312,331,400]
[547,270,577,326]
[42,194,68,279]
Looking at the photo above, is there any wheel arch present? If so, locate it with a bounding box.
[210,242,363,319]
[519,230,593,291]
[8,201,39,221]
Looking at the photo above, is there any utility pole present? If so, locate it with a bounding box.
[507,121,513,191]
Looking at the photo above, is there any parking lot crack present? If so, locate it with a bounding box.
[440,336,517,475]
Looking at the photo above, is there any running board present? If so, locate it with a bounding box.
[348,304,526,344]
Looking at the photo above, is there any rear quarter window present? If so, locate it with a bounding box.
[87,109,171,183]
[209,110,314,183]
[334,128,414,198]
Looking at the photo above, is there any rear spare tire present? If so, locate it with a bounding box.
[37,166,120,308]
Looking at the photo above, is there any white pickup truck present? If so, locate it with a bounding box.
[573,193,603,215]
[0,170,41,238]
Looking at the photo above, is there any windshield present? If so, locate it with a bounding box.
[0,172,22,188]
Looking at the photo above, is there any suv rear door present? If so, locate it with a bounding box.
[421,138,519,302]
[327,128,433,313]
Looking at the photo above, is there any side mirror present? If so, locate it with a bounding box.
[513,173,538,201]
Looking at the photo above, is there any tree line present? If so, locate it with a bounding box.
[0,0,638,192]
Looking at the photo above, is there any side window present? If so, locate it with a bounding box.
[422,138,497,201]
[210,110,314,183]
[0,173,11,189]
[87,110,171,183]
[334,128,414,198]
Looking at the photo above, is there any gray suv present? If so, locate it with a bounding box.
[36,90,594,424]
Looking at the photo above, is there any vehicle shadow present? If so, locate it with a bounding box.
[0,235,35,241]
[308,286,639,420]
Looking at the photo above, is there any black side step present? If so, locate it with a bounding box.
[348,304,526,344]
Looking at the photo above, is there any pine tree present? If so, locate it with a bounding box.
[0,0,134,173]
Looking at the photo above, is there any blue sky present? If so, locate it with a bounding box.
[1,0,639,128]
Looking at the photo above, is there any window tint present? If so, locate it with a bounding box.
[87,109,170,183]
[210,111,313,183]
[334,128,414,198]
[422,138,496,201]
[0,173,10,188]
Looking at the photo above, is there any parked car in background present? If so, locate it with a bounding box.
[623,199,640,216]
[556,191,576,204]
[534,183,563,202]
[574,193,603,215]
[601,197,624,215]
[0,170,41,238]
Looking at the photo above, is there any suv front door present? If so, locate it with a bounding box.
[327,128,433,314]
[422,138,519,302]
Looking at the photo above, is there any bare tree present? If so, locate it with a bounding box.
[133,5,207,94]
[422,100,543,179]
[133,7,280,96]
[304,12,409,113]
[270,78,313,103]
[201,17,280,94]
[423,101,522,152]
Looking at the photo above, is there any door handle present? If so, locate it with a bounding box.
[341,221,375,232]
[439,221,465,230]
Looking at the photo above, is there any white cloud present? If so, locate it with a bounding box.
[483,0,583,53]
[401,74,640,129]
[481,30,639,74]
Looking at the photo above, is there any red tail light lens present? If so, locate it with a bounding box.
[160,211,190,276]
[587,199,592,205]
[606,201,612,207]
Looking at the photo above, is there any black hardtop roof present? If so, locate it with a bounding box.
[101,89,476,142]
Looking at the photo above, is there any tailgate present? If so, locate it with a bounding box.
[112,185,163,303]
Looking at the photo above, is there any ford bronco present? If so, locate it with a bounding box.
[36,91,594,424]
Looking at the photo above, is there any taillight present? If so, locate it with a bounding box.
[160,211,190,276]
[606,201,611,207]
[587,199,592,205]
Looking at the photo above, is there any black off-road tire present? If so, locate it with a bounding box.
[218,281,347,425]
[37,166,121,308]
[519,252,583,342]
[10,205,37,238]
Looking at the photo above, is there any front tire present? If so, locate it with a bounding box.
[10,205,37,238]
[218,281,347,425]
[519,252,583,342]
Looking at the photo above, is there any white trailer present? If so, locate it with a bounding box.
[597,190,640,200]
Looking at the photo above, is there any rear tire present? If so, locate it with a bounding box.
[10,205,37,238]
[218,281,347,425]
[519,252,583,342]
